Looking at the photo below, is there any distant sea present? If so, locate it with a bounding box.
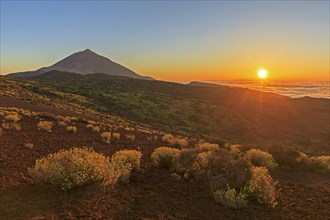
[207,80,330,99]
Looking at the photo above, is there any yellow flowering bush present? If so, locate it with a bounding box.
[66,126,77,133]
[37,121,53,132]
[151,147,181,169]
[111,149,143,171]
[101,132,111,143]
[246,149,278,169]
[29,147,118,190]
[249,166,278,207]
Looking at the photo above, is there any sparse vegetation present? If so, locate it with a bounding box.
[151,147,181,169]
[37,121,53,132]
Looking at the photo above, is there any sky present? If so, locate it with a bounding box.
[0,1,329,81]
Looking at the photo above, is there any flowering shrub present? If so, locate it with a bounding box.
[111,149,143,171]
[28,147,118,190]
[5,114,20,123]
[101,132,111,143]
[161,134,188,147]
[9,122,21,131]
[246,149,278,169]
[212,185,250,209]
[66,126,77,133]
[248,166,278,207]
[112,132,121,141]
[125,134,135,141]
[310,156,330,171]
[151,147,181,169]
[196,142,219,152]
[37,121,53,132]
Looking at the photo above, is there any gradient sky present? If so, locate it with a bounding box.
[0,1,329,81]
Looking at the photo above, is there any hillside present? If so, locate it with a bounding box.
[5,71,329,154]
[0,102,329,219]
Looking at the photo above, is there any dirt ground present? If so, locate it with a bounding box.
[0,103,329,220]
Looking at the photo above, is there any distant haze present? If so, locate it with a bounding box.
[1,1,329,81]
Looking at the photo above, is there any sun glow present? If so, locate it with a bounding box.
[258,69,268,79]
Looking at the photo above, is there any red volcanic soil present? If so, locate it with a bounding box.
[0,103,329,219]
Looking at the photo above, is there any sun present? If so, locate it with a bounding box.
[258,69,268,79]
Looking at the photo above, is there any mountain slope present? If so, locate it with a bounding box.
[8,49,153,80]
[4,71,329,154]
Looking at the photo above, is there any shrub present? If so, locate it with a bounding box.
[37,112,58,121]
[125,134,135,141]
[111,150,143,171]
[2,123,10,130]
[58,121,67,127]
[28,147,118,190]
[151,147,181,169]
[170,172,181,182]
[37,121,53,132]
[5,114,20,123]
[248,166,278,207]
[246,149,278,169]
[68,117,79,123]
[24,143,34,149]
[161,134,188,147]
[101,132,111,143]
[310,156,330,170]
[212,185,250,209]
[193,148,252,188]
[66,126,77,133]
[87,124,100,133]
[196,142,219,152]
[162,134,174,143]
[172,137,188,148]
[9,122,21,131]
[112,132,121,141]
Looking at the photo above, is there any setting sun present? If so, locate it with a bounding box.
[258,69,268,79]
